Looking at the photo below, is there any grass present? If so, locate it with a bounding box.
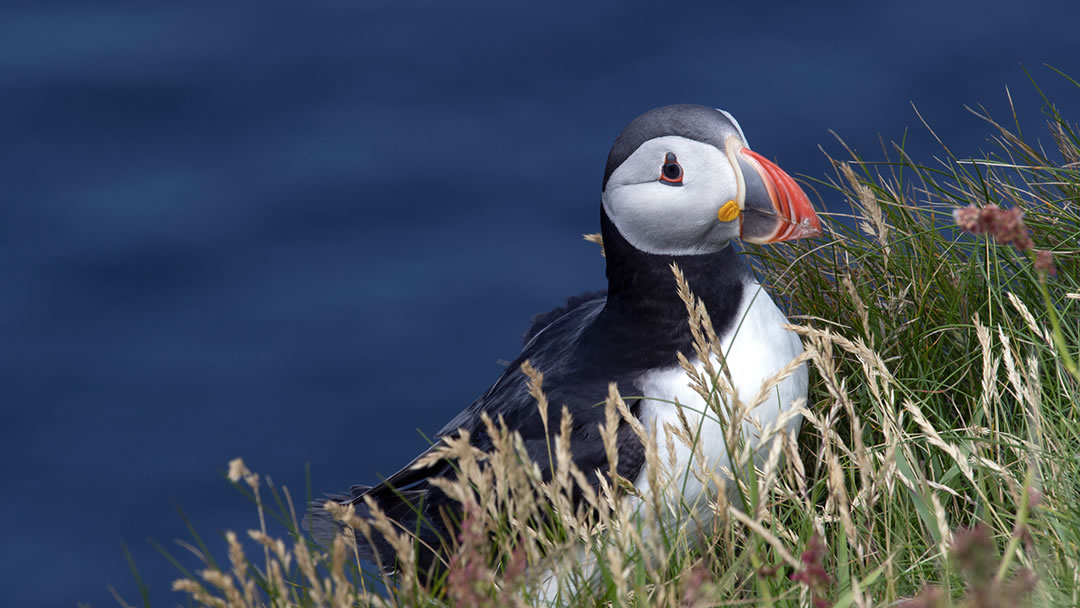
[128,78,1079,607]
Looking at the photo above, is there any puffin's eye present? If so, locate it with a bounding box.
[660,152,683,185]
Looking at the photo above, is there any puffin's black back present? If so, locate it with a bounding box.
[308,209,749,578]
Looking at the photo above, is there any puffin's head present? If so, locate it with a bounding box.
[601,104,822,255]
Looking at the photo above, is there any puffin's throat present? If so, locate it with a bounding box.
[590,210,748,370]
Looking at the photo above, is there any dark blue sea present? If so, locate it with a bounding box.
[3,1,1078,605]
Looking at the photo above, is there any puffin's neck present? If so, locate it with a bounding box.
[598,209,749,340]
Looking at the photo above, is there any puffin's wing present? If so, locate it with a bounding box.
[438,293,609,439]
[522,290,607,345]
[306,445,454,564]
[331,294,615,504]
[310,293,647,568]
[438,293,646,486]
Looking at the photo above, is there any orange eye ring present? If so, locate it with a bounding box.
[659,152,683,185]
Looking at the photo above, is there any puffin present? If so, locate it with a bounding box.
[309,104,822,578]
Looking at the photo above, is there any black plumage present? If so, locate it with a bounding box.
[308,208,750,573]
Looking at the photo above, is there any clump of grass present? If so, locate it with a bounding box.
[141,78,1078,607]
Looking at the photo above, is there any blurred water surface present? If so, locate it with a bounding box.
[2,1,1079,605]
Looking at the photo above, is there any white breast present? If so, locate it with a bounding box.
[632,281,807,517]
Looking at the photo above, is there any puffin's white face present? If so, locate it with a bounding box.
[600,105,822,257]
[602,135,743,255]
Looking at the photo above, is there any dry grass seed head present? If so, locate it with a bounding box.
[903,399,976,486]
[783,430,810,504]
[583,232,605,257]
[601,384,621,481]
[841,274,873,342]
[756,434,786,519]
[672,262,727,384]
[359,494,418,591]
[1007,292,1055,348]
[726,507,801,569]
[840,161,892,263]
[224,531,258,606]
[199,568,243,607]
[998,327,1026,413]
[974,316,1000,424]
[826,443,860,558]
[521,360,549,430]
[930,492,952,560]
[746,350,813,415]
[329,534,351,606]
[171,578,223,608]
[247,530,291,573]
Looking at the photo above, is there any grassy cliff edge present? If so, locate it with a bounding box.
[138,83,1080,608]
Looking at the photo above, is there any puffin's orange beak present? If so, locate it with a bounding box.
[736,148,822,243]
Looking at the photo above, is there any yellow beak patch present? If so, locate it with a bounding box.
[717,200,741,223]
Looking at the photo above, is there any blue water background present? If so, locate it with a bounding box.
[3,1,1079,605]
